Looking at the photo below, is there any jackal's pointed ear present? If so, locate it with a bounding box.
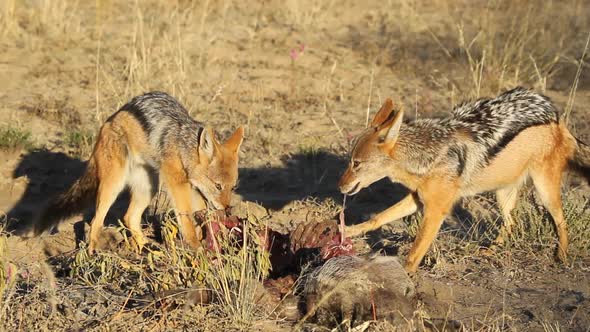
[224,126,245,154]
[371,98,395,128]
[199,127,219,159]
[379,108,404,144]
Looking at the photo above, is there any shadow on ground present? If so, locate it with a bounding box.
[236,150,348,209]
[236,150,411,225]
[5,150,86,233]
[7,149,425,240]
[4,149,134,241]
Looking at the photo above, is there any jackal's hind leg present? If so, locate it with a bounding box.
[493,184,521,246]
[124,166,156,252]
[88,135,128,254]
[531,162,568,262]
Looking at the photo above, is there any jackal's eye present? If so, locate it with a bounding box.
[215,183,222,191]
[352,160,361,168]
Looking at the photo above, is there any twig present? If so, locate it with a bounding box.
[112,287,136,321]
[370,288,377,321]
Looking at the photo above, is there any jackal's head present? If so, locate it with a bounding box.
[339,99,403,195]
[190,126,245,210]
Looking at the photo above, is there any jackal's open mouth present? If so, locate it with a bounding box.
[346,182,361,195]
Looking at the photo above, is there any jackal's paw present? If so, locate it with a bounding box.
[344,219,382,237]
[492,234,507,246]
[404,261,419,274]
[185,237,202,250]
[87,241,97,255]
[556,248,568,264]
[343,225,362,237]
[131,235,148,253]
[17,225,36,239]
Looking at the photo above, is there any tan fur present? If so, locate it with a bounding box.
[35,109,244,254]
[340,100,582,273]
[161,151,203,249]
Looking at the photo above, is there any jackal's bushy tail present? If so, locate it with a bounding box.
[569,138,590,184]
[33,158,99,235]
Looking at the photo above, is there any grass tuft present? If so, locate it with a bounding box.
[63,208,272,329]
[0,126,33,151]
[65,130,95,159]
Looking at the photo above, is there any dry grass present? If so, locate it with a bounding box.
[64,130,95,159]
[361,0,589,104]
[0,209,274,331]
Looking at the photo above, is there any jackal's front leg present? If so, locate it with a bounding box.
[162,158,203,249]
[405,179,457,272]
[345,194,419,237]
[191,190,207,212]
[168,182,203,248]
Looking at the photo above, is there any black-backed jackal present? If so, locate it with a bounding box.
[339,87,590,272]
[31,92,244,253]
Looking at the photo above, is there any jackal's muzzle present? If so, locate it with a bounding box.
[338,168,362,195]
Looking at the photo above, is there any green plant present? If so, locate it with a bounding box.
[65,130,95,158]
[0,126,33,150]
